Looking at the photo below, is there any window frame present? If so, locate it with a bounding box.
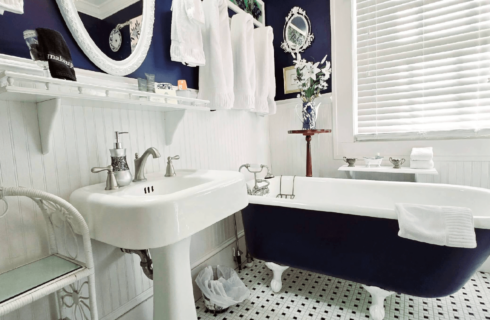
[329,0,490,162]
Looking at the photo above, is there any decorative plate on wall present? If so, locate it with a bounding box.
[109,29,122,52]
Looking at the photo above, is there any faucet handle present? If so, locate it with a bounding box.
[165,156,179,177]
[91,165,119,190]
[91,165,113,173]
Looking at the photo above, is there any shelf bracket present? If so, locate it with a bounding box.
[37,98,60,155]
[164,110,186,146]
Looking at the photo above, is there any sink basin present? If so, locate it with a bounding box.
[70,169,248,250]
[70,169,248,320]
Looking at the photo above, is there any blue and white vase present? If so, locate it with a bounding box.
[296,101,321,130]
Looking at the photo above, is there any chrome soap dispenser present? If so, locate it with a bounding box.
[110,131,132,187]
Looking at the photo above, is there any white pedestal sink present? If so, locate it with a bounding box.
[70,170,248,320]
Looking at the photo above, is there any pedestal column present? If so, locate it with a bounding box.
[150,236,197,320]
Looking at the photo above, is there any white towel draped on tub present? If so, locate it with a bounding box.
[253,26,276,115]
[395,203,476,248]
[198,0,234,110]
[0,0,23,14]
[231,13,256,110]
[170,0,206,66]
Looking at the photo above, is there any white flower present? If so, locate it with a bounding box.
[322,61,331,77]
[307,62,321,81]
[321,54,328,64]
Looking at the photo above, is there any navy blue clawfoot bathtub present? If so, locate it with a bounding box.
[241,176,490,319]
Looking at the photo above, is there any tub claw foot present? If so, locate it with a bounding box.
[265,262,289,293]
[363,285,394,320]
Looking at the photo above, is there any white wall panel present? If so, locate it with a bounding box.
[0,99,270,320]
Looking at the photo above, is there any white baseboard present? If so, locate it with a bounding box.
[101,289,153,320]
[102,231,246,320]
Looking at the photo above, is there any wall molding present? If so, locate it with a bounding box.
[275,93,332,107]
[100,289,153,320]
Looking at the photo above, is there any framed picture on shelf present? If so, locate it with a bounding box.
[283,66,300,94]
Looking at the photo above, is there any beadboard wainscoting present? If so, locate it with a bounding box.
[0,98,270,320]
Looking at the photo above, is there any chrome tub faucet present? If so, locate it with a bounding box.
[239,164,274,196]
[133,147,161,182]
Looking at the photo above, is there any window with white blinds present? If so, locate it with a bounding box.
[355,0,490,141]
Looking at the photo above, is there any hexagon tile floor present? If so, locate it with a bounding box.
[195,260,490,320]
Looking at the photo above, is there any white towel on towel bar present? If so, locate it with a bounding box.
[198,0,234,110]
[410,147,433,161]
[410,160,434,169]
[395,203,476,248]
[170,0,206,66]
[0,0,23,14]
[253,26,276,115]
[231,13,256,110]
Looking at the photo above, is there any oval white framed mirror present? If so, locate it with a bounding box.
[56,0,155,76]
[281,7,314,54]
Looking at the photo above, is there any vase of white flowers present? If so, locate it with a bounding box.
[292,53,331,130]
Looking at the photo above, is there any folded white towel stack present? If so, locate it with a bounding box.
[170,0,206,67]
[231,13,256,110]
[410,147,434,169]
[0,0,23,14]
[199,0,234,109]
[411,147,433,161]
[410,160,434,169]
[253,26,276,115]
[395,203,476,248]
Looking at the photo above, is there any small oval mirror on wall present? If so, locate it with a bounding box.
[56,0,155,76]
[281,7,314,54]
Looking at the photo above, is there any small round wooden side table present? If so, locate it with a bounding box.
[288,129,331,177]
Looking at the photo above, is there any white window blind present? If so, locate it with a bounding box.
[354,0,490,141]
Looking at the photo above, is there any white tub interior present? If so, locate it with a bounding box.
[248,177,490,229]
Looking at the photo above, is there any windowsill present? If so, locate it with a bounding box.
[354,131,490,142]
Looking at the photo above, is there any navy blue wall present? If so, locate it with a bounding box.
[79,1,143,61]
[0,0,330,98]
[0,0,198,88]
[266,0,332,101]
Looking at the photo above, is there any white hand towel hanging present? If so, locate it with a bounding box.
[170,0,206,67]
[253,26,276,115]
[231,13,255,110]
[0,0,23,14]
[198,0,234,110]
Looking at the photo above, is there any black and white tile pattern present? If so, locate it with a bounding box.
[195,260,490,320]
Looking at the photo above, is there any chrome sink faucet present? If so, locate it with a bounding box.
[133,147,161,182]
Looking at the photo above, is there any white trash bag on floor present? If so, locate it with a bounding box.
[195,265,250,309]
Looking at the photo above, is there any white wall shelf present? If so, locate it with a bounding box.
[0,70,211,153]
[0,71,210,112]
[338,165,438,175]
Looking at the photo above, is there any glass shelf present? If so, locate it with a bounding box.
[0,255,82,303]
